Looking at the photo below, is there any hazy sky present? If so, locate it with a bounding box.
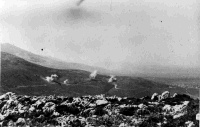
[0,0,199,70]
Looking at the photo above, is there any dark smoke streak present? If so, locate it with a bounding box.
[76,0,85,6]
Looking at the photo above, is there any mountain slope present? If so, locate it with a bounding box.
[1,43,114,75]
[1,52,199,98]
[1,52,113,96]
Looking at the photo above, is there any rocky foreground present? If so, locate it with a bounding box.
[0,92,199,127]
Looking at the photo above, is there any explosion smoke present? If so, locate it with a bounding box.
[89,70,98,80]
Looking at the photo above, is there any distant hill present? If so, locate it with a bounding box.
[1,43,115,75]
[2,43,199,78]
[1,52,199,98]
[117,62,200,78]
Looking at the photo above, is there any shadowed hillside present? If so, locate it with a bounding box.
[1,52,113,96]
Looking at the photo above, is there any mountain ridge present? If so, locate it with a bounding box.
[2,43,199,78]
[1,43,115,75]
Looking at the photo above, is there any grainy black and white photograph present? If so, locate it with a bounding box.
[0,0,200,126]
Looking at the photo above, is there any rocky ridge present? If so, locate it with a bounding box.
[0,92,199,127]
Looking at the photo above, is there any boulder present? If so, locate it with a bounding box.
[0,113,5,121]
[172,93,178,98]
[29,106,35,112]
[16,118,26,126]
[162,105,172,114]
[33,100,45,109]
[52,111,60,117]
[96,100,108,106]
[7,120,15,126]
[161,91,170,100]
[43,102,55,113]
[151,93,159,101]
[0,101,7,109]
[119,123,127,127]
[0,94,8,100]
[185,121,195,127]
[138,104,147,109]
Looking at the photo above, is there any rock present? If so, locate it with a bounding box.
[71,119,82,127]
[43,102,55,113]
[0,101,7,109]
[148,102,159,105]
[119,123,127,127]
[119,104,126,108]
[16,118,26,126]
[7,120,15,127]
[196,113,200,120]
[52,111,60,117]
[185,121,195,127]
[117,97,122,101]
[151,93,159,101]
[6,92,15,97]
[173,112,185,119]
[138,104,147,109]
[82,108,93,117]
[132,118,143,125]
[158,95,162,101]
[164,101,190,119]
[172,93,178,98]
[17,104,25,114]
[99,125,106,127]
[89,103,96,107]
[29,106,35,112]
[0,92,197,127]
[157,122,162,126]
[96,100,108,106]
[161,91,170,100]
[182,101,190,106]
[172,101,189,113]
[0,94,8,100]
[162,105,172,114]
[0,113,5,121]
[78,116,86,125]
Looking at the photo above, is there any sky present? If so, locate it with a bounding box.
[0,0,199,71]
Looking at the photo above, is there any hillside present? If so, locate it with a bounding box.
[1,52,113,96]
[1,52,199,99]
[1,43,114,75]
